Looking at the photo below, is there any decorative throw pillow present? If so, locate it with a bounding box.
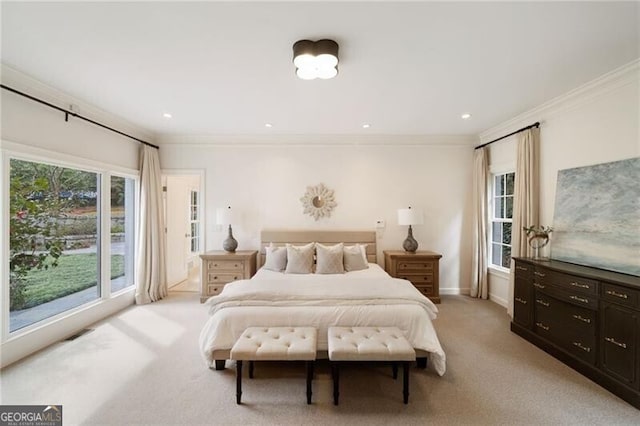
[285,242,315,274]
[343,244,369,272]
[315,243,345,274]
[263,243,287,272]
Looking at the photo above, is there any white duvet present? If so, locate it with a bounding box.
[199,264,446,375]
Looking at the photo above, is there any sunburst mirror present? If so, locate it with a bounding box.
[300,183,337,220]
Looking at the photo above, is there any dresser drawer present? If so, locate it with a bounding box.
[398,274,434,284]
[397,260,434,273]
[545,270,598,295]
[602,283,639,309]
[514,262,532,281]
[207,260,245,271]
[535,283,598,310]
[207,284,223,296]
[207,272,242,284]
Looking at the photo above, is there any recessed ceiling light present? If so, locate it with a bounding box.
[461,113,472,120]
[362,123,371,129]
[163,113,172,119]
[265,123,273,128]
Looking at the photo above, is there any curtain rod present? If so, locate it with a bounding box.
[1,84,159,150]
[475,122,540,150]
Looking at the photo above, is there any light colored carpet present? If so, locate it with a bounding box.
[1,293,638,425]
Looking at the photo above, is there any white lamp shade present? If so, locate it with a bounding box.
[216,206,236,225]
[397,208,424,226]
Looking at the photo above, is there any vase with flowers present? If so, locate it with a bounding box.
[523,225,553,260]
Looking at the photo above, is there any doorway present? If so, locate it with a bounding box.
[162,171,205,292]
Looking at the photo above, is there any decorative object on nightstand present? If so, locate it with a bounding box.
[397,207,423,252]
[199,250,257,302]
[523,225,552,260]
[300,183,337,220]
[216,206,238,253]
[384,250,442,304]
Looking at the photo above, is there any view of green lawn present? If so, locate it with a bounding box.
[21,253,124,309]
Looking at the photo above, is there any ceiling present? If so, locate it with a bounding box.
[1,1,638,139]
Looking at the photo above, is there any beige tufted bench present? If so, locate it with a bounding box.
[328,326,416,405]
[230,327,317,404]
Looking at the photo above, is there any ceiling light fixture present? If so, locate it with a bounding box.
[265,123,273,128]
[293,39,339,80]
[163,113,172,119]
[461,113,472,120]
[362,123,371,129]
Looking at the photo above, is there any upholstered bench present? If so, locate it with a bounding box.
[327,326,416,405]
[230,327,317,405]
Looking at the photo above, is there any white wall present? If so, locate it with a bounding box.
[159,141,474,294]
[0,67,151,367]
[482,60,639,307]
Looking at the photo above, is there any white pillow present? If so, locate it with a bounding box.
[343,244,369,272]
[263,243,287,272]
[315,243,345,274]
[285,242,315,274]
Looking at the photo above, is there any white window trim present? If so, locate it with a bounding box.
[488,167,515,272]
[1,140,138,345]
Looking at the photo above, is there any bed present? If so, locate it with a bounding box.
[198,230,446,376]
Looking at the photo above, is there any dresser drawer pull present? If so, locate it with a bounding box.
[569,295,589,304]
[515,266,528,271]
[535,322,550,331]
[515,297,527,305]
[533,283,545,289]
[534,271,546,277]
[570,282,590,289]
[605,290,628,299]
[234,276,239,280]
[604,337,627,349]
[536,299,550,307]
[572,314,591,324]
[213,276,218,280]
[572,342,591,353]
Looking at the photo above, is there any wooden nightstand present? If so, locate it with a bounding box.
[199,250,257,302]
[384,250,443,304]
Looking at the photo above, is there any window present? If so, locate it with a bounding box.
[8,157,137,333]
[190,190,200,253]
[490,171,514,269]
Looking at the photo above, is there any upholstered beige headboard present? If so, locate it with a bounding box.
[259,229,377,267]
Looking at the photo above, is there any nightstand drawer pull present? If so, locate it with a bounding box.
[533,283,545,289]
[536,322,550,331]
[572,342,591,353]
[572,314,591,324]
[605,290,628,299]
[605,337,627,349]
[536,299,550,307]
[515,297,527,305]
[570,295,589,304]
[570,282,590,289]
[534,271,545,277]
[515,266,528,271]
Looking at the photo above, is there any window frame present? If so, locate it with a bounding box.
[1,141,138,341]
[488,167,515,273]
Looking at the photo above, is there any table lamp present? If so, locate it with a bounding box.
[397,207,423,252]
[216,206,238,253]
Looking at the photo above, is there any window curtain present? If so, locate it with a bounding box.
[471,147,489,299]
[135,145,167,304]
[507,127,540,317]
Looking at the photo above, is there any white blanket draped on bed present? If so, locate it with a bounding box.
[199,269,447,376]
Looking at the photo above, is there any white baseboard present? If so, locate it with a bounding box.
[440,287,470,296]
[490,293,508,308]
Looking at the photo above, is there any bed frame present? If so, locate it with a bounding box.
[211,229,428,370]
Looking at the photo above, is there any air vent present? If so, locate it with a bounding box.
[65,328,94,341]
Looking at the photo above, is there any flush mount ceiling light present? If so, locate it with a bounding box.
[293,39,339,80]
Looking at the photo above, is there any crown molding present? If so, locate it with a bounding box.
[0,63,156,143]
[156,133,477,148]
[478,59,640,144]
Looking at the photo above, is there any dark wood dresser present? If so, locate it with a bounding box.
[512,257,640,409]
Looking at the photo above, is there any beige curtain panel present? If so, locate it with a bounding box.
[135,145,167,304]
[507,127,540,317]
[471,147,489,299]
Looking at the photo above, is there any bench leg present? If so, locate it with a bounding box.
[236,360,243,404]
[306,361,314,404]
[249,360,254,379]
[331,363,340,406]
[403,361,410,404]
[215,360,226,370]
[392,362,398,379]
[416,357,427,369]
